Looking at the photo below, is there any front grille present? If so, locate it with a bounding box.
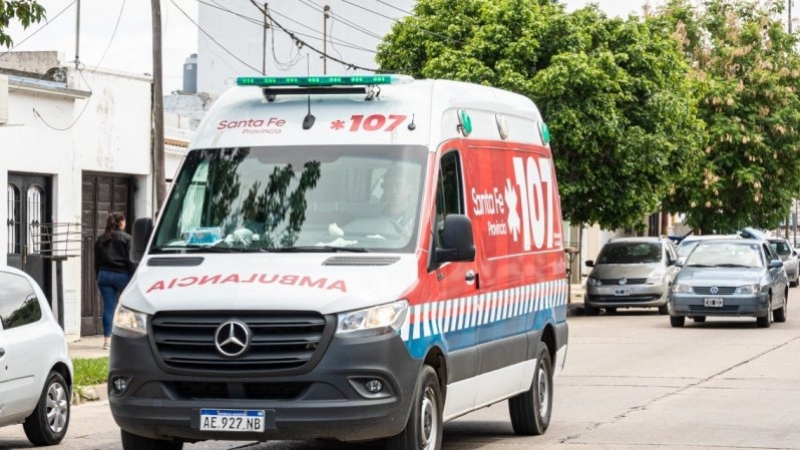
[172,381,307,400]
[589,295,661,303]
[688,305,739,313]
[693,286,737,295]
[151,312,332,373]
[600,278,647,285]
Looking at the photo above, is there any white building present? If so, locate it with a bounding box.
[1,51,153,340]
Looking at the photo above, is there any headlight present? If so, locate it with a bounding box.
[336,301,408,339]
[672,284,693,293]
[736,284,761,295]
[113,305,149,338]
[647,274,664,285]
[587,277,602,287]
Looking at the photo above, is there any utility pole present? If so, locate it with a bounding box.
[151,0,167,211]
[74,0,80,69]
[323,5,330,74]
[790,0,793,33]
[262,2,269,75]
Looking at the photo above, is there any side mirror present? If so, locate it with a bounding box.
[435,214,475,263]
[769,260,784,269]
[674,257,686,267]
[667,258,676,266]
[585,260,595,268]
[131,217,154,263]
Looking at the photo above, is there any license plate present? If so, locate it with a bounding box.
[614,289,632,296]
[704,298,724,307]
[199,409,265,432]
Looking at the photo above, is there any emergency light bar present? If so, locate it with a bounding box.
[236,74,413,87]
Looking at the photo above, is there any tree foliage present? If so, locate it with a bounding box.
[659,0,800,232]
[0,0,46,47]
[376,0,704,230]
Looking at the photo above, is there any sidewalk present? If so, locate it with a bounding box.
[68,334,109,360]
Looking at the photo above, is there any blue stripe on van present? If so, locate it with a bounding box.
[400,278,568,358]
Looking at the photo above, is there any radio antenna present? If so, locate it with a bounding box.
[303,54,316,130]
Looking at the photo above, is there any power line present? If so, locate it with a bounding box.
[340,0,459,45]
[33,69,93,131]
[374,0,413,16]
[197,0,376,54]
[171,0,262,74]
[0,1,78,59]
[247,0,380,73]
[91,0,127,72]
[297,0,383,41]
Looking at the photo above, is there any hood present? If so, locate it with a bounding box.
[675,267,764,286]
[589,263,663,280]
[120,253,418,316]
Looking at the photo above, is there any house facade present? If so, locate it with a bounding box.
[1,51,153,340]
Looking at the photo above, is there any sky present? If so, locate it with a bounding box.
[0,0,654,93]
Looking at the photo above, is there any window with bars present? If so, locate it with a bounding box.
[7,184,20,255]
[27,186,44,254]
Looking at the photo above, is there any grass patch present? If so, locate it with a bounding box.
[72,357,109,387]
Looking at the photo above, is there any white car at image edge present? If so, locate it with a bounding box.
[0,265,73,445]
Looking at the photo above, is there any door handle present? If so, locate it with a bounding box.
[0,348,4,357]
[465,270,477,286]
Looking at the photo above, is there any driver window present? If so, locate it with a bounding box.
[434,151,464,247]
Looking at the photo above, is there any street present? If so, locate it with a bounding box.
[5,290,800,450]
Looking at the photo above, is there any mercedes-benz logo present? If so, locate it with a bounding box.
[214,320,251,358]
[619,278,627,285]
[710,286,719,295]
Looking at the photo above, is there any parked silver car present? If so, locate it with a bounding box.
[584,237,679,315]
[768,238,799,287]
[668,238,788,328]
[0,266,73,445]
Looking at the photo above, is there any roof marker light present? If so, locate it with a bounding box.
[236,74,414,87]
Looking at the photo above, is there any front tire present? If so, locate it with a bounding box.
[386,366,442,450]
[23,371,70,446]
[692,316,707,323]
[670,315,685,327]
[757,296,772,328]
[121,430,183,450]
[508,342,553,436]
[774,292,788,323]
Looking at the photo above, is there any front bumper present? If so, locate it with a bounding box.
[669,293,769,318]
[108,331,420,443]
[585,284,667,308]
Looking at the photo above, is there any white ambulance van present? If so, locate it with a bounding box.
[109,75,569,450]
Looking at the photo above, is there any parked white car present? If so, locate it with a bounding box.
[0,266,72,445]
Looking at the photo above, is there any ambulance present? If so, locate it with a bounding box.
[108,74,569,450]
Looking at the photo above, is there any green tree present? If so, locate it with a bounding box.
[0,0,46,47]
[659,0,800,232]
[377,0,704,231]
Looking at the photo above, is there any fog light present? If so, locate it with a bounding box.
[365,379,383,393]
[111,377,129,394]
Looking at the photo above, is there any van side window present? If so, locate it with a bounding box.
[434,151,464,247]
[0,272,42,330]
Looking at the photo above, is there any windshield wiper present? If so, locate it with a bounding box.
[686,264,714,268]
[152,245,264,253]
[271,246,370,253]
[716,263,755,268]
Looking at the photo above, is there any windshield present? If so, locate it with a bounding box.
[686,242,764,268]
[152,145,428,253]
[596,242,662,264]
[676,240,700,258]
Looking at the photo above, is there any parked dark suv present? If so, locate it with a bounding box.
[584,237,678,315]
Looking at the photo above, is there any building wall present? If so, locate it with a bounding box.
[196,0,415,97]
[0,60,152,340]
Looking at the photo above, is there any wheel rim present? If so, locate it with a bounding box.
[537,363,550,418]
[45,381,68,434]
[419,386,438,450]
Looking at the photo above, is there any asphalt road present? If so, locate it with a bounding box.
[4,288,800,450]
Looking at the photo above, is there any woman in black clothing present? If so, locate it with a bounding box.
[94,212,133,349]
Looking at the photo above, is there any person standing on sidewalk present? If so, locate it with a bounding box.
[94,212,134,350]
